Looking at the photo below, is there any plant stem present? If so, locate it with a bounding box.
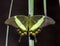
[43,0,47,16]
[59,0,60,6]
[28,0,34,16]
[28,0,34,46]
[5,0,13,46]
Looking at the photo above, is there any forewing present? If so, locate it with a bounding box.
[41,16,55,28]
[30,15,45,31]
[5,15,28,30]
[29,15,55,31]
[5,16,18,28]
[15,15,28,30]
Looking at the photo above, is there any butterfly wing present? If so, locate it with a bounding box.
[29,15,55,36]
[29,15,55,30]
[29,15,45,31]
[5,16,18,28]
[41,16,55,28]
[5,15,28,31]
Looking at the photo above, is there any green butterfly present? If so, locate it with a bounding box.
[5,15,55,42]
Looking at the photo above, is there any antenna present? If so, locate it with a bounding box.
[5,0,13,46]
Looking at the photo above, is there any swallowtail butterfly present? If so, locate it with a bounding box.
[5,15,55,42]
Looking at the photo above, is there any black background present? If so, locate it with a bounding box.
[0,0,60,46]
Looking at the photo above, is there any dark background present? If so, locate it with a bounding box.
[0,0,60,46]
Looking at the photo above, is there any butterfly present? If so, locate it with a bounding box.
[5,15,55,42]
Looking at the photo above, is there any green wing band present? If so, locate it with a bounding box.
[14,16,27,31]
[30,16,45,31]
